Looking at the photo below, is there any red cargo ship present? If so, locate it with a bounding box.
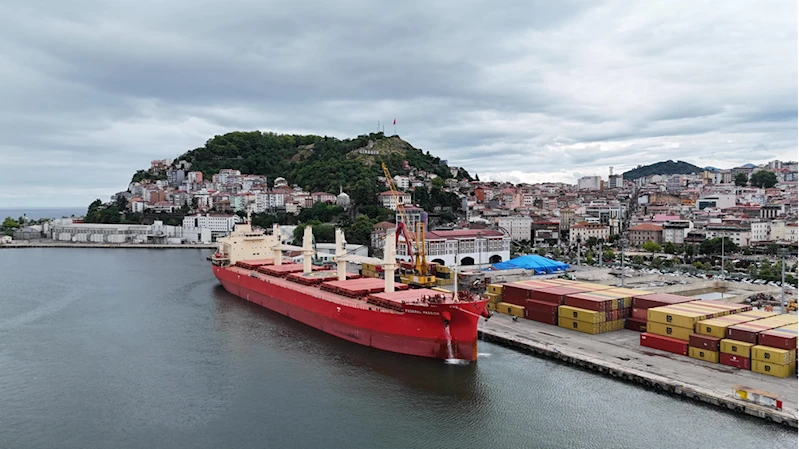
[211,219,490,361]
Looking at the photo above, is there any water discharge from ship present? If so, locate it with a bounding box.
[443,325,468,365]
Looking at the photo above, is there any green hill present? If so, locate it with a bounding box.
[622,160,702,180]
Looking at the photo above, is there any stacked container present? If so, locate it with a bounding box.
[628,293,695,332]
[558,290,633,334]
[751,322,798,378]
[495,302,525,318]
[692,311,776,368]
[720,314,796,373]
[484,284,504,312]
[642,301,752,355]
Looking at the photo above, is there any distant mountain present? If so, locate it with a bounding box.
[704,166,719,172]
[622,160,703,180]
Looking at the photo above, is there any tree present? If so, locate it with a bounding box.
[642,241,662,253]
[602,249,615,262]
[734,172,749,187]
[663,241,677,254]
[345,215,374,246]
[633,255,644,265]
[2,217,20,229]
[586,237,598,248]
[750,170,778,188]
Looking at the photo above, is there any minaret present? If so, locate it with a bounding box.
[383,228,397,293]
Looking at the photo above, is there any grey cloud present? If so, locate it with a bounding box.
[0,0,795,207]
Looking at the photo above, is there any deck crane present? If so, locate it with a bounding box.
[381,163,435,287]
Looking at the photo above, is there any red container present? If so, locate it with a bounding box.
[689,333,721,352]
[525,310,558,325]
[758,327,798,350]
[640,332,688,355]
[632,308,647,320]
[621,308,631,319]
[726,327,759,344]
[632,293,694,310]
[524,300,559,315]
[625,318,647,332]
[564,296,608,312]
[720,352,751,370]
[502,295,527,307]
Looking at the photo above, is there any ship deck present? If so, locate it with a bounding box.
[228,266,404,314]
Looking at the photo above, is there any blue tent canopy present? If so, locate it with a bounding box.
[491,255,570,274]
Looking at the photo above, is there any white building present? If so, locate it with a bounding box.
[577,176,602,190]
[50,220,212,244]
[569,223,611,245]
[749,222,770,243]
[379,191,412,210]
[183,214,240,237]
[396,229,511,267]
[498,216,532,241]
[255,191,286,212]
[696,194,735,210]
[393,175,410,190]
[662,220,693,244]
[706,225,751,247]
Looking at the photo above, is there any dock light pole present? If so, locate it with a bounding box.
[780,248,786,314]
[620,235,628,287]
[598,241,603,268]
[720,235,725,280]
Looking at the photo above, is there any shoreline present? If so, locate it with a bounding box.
[0,242,217,249]
[478,314,798,428]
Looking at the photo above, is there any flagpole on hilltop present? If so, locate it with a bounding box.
[393,118,396,136]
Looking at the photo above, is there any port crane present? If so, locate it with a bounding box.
[381,163,435,287]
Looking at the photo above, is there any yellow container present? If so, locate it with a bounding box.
[695,311,777,338]
[496,302,524,318]
[751,346,796,365]
[558,317,601,335]
[648,301,751,329]
[647,321,693,341]
[485,292,502,304]
[486,302,496,311]
[487,283,503,294]
[689,347,720,363]
[436,266,450,273]
[752,360,797,378]
[720,339,754,357]
[558,305,604,324]
[399,276,411,284]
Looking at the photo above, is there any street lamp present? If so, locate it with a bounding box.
[780,247,787,314]
[620,233,628,287]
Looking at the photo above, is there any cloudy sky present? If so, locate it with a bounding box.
[1,0,796,207]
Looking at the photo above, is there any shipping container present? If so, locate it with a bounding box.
[632,308,647,320]
[487,284,503,294]
[563,292,610,311]
[647,321,693,341]
[632,292,695,310]
[751,360,797,378]
[640,333,688,355]
[689,347,720,363]
[524,300,559,316]
[647,301,750,329]
[525,310,558,325]
[486,302,496,312]
[720,339,754,358]
[689,333,721,352]
[720,353,750,370]
[625,318,647,332]
[727,314,799,344]
[496,302,525,318]
[751,346,796,365]
[694,311,777,338]
[558,317,601,334]
[485,292,503,304]
[758,323,798,350]
[558,305,604,324]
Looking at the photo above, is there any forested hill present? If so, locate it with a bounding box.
[622,160,702,180]
[161,131,471,195]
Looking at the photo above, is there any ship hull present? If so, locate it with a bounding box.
[213,266,485,361]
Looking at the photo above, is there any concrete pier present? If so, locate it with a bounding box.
[479,314,798,427]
